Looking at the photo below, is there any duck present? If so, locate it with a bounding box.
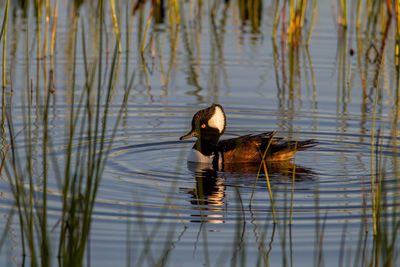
[180,104,316,169]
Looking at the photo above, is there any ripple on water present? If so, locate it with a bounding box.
[3,105,400,265]
[96,106,400,228]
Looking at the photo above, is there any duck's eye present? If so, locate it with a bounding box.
[201,123,206,128]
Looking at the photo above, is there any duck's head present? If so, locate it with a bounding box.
[180,104,226,143]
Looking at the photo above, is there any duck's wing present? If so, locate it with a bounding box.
[266,139,318,161]
[218,132,317,162]
[217,131,275,152]
[217,131,275,163]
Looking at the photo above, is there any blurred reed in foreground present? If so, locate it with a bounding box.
[1,0,132,265]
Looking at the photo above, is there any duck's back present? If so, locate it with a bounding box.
[217,132,274,163]
[217,132,316,163]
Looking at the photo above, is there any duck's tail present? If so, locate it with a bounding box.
[267,139,318,161]
[296,139,318,150]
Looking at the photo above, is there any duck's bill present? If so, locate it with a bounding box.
[180,130,197,140]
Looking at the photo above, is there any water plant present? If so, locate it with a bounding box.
[1,0,9,100]
[1,1,132,265]
[272,0,317,45]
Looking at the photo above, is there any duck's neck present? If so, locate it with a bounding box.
[193,138,218,156]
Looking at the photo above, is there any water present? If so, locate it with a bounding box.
[1,1,400,266]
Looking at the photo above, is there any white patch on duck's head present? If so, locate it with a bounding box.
[207,105,226,134]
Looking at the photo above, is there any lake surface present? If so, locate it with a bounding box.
[0,1,399,266]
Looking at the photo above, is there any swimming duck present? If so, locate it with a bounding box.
[180,104,316,167]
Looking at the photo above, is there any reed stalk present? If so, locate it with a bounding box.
[356,0,362,30]
[151,178,187,228]
[339,0,347,27]
[272,0,280,40]
[306,0,317,44]
[396,1,400,69]
[289,140,298,226]
[2,0,9,96]
[26,33,34,267]
[50,0,57,59]
[172,0,180,25]
[57,12,79,261]
[110,0,122,52]
[141,6,154,54]
[375,129,384,232]
[42,0,50,60]
[262,160,277,224]
[287,0,295,44]
[39,63,52,267]
[370,53,383,236]
[250,132,275,206]
[257,134,277,224]
[370,92,377,235]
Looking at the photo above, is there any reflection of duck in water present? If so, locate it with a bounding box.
[180,104,317,171]
[184,166,225,224]
[184,160,315,224]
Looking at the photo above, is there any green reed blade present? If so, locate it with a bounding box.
[2,0,9,93]
[0,6,6,44]
[58,13,80,259]
[262,160,277,224]
[152,178,187,228]
[141,6,154,54]
[370,47,384,236]
[272,0,280,40]
[173,0,180,25]
[42,0,50,60]
[288,0,294,44]
[4,112,35,264]
[50,0,57,59]
[340,0,347,27]
[251,132,277,223]
[298,0,307,29]
[397,1,400,38]
[289,139,298,226]
[250,131,276,208]
[110,0,122,52]
[306,0,317,45]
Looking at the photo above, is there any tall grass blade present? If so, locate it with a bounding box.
[2,0,9,95]
[141,6,154,55]
[110,0,122,52]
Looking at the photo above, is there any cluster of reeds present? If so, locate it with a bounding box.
[0,0,132,265]
[335,0,395,99]
[269,0,318,117]
[335,0,393,31]
[133,0,180,55]
[132,0,319,52]
[235,0,263,33]
[132,0,318,108]
[272,0,317,46]
[332,1,400,264]
[345,0,399,233]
